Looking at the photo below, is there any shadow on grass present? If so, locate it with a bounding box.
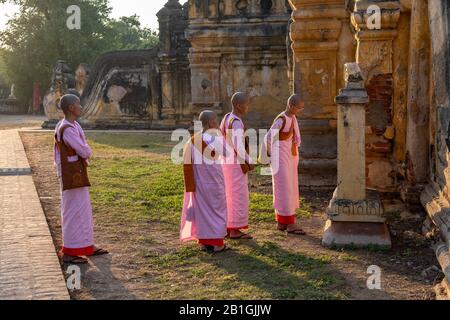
[71,255,138,300]
[199,240,350,300]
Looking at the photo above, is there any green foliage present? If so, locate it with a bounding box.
[108,15,159,50]
[0,0,159,102]
[0,49,9,98]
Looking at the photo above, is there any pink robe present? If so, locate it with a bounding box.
[265,112,301,224]
[220,113,251,230]
[180,133,228,244]
[54,119,94,256]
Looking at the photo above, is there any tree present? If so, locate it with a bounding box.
[107,15,159,50]
[0,0,159,102]
[0,49,9,98]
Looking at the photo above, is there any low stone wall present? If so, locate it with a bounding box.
[0,99,27,114]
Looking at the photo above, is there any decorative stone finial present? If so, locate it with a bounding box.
[344,63,365,88]
[335,63,369,105]
[157,0,182,18]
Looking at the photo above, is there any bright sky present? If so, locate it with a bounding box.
[0,0,188,31]
[0,2,18,31]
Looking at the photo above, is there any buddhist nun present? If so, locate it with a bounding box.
[54,94,108,264]
[180,111,229,253]
[220,92,255,240]
[262,94,306,235]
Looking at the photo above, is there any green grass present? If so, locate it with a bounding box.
[144,242,346,300]
[83,132,349,299]
[88,132,176,154]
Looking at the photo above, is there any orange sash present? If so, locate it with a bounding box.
[274,114,298,157]
[223,113,252,174]
[183,134,219,193]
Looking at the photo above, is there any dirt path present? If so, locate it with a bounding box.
[0,115,46,130]
[20,131,441,300]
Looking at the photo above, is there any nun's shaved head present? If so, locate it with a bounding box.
[286,93,305,117]
[287,94,304,108]
[231,92,251,116]
[199,110,217,129]
[59,94,80,114]
[231,92,249,108]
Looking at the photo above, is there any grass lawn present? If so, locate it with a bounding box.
[85,132,348,299]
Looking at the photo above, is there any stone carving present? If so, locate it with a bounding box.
[51,60,76,92]
[106,85,128,103]
[43,60,76,123]
[103,71,149,117]
[79,50,162,128]
[327,197,385,223]
[8,84,16,100]
[75,64,90,96]
[236,0,248,12]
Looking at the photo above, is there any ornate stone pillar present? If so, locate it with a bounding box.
[323,63,391,248]
[185,1,225,118]
[288,0,353,186]
[157,0,190,125]
[187,51,223,116]
[351,0,401,192]
[403,0,431,195]
[159,62,177,123]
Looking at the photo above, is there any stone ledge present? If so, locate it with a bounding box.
[322,220,392,248]
[0,168,32,176]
